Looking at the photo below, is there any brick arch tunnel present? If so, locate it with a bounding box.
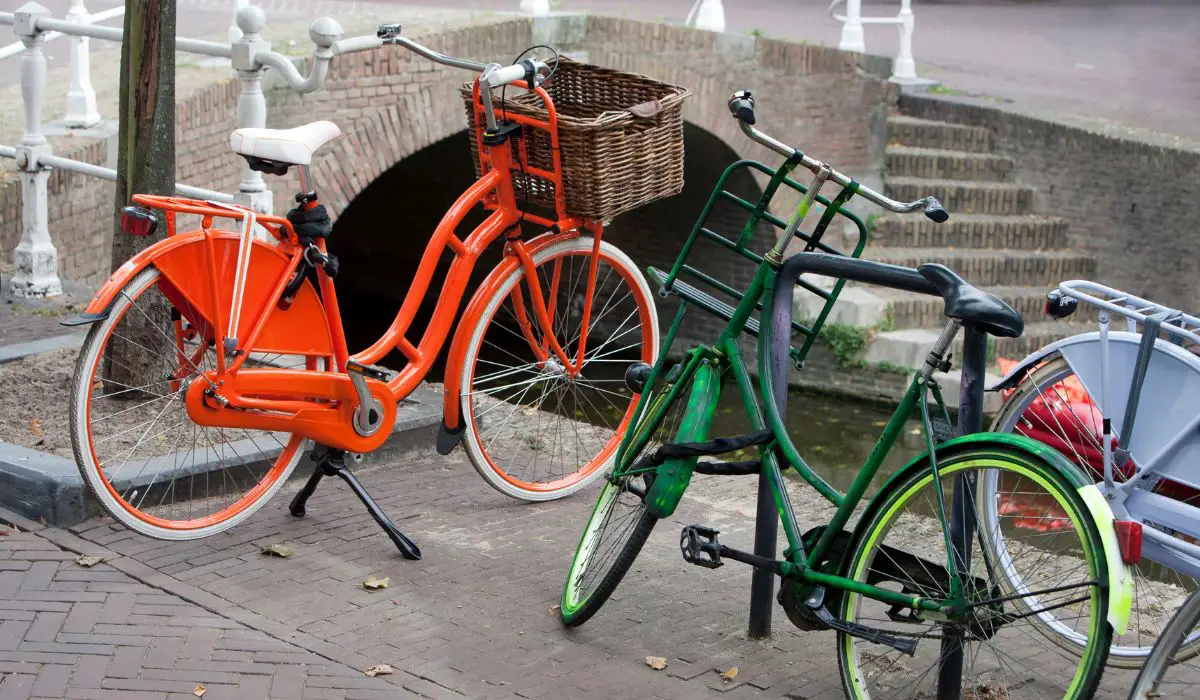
[328,122,772,380]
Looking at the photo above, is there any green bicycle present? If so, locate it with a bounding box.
[559,91,1134,699]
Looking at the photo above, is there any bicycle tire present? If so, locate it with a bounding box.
[560,357,719,626]
[990,355,1200,666]
[837,447,1112,699]
[459,238,659,501]
[1128,588,1200,699]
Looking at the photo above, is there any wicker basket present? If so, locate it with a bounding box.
[461,59,690,222]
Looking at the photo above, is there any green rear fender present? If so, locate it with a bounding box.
[863,431,1132,634]
[644,362,722,519]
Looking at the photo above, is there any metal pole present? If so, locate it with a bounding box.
[937,324,987,699]
[64,0,99,126]
[838,0,866,53]
[748,467,777,638]
[10,1,62,299]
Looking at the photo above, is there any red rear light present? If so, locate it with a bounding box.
[120,206,158,237]
[1114,520,1142,565]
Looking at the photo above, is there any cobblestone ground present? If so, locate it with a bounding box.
[0,437,1151,699]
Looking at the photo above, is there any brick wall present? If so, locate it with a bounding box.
[900,94,1200,309]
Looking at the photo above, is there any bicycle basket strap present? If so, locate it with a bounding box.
[628,100,663,118]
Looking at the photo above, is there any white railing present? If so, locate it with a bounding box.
[685,0,725,32]
[0,2,385,298]
[829,0,932,85]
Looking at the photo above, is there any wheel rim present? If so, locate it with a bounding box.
[464,245,656,493]
[840,457,1107,699]
[74,268,308,531]
[992,357,1200,662]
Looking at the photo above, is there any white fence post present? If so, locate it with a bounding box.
[228,0,248,44]
[63,0,99,127]
[520,0,549,16]
[229,5,272,216]
[689,0,725,32]
[837,0,866,53]
[892,0,918,82]
[11,2,62,298]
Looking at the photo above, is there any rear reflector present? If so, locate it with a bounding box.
[120,206,158,237]
[1114,520,1143,565]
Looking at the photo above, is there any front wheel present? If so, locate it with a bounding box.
[560,356,717,626]
[837,448,1112,699]
[460,238,659,501]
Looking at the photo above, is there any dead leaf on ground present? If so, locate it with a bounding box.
[261,543,293,558]
[645,656,667,671]
[29,419,42,436]
[193,683,207,697]
[364,663,394,678]
[548,604,561,615]
[362,575,390,590]
[720,666,739,681]
[75,554,104,567]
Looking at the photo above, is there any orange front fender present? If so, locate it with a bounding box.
[437,230,578,452]
[76,231,334,359]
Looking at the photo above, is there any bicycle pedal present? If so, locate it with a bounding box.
[680,525,723,569]
[346,360,392,382]
[806,590,917,656]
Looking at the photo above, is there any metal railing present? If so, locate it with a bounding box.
[829,0,931,85]
[0,2,385,298]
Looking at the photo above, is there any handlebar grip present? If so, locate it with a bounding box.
[727,90,756,125]
[486,63,530,88]
[923,198,949,223]
[376,23,402,38]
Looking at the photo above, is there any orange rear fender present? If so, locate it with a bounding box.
[79,231,335,359]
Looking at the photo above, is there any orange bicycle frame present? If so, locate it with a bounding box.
[80,77,610,455]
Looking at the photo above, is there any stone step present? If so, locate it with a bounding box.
[869,285,1100,330]
[885,146,1014,182]
[886,178,1037,216]
[861,320,1091,372]
[867,247,1097,287]
[887,115,992,153]
[872,214,1069,250]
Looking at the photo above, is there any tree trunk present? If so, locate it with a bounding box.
[105,0,176,390]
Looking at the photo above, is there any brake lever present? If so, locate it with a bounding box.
[377,23,402,39]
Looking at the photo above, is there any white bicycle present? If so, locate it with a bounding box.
[986,280,1200,667]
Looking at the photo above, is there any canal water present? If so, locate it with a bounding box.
[709,386,928,494]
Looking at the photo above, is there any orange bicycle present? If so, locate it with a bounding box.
[63,27,685,556]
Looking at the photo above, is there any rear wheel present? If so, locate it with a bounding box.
[460,238,659,501]
[70,267,311,540]
[990,355,1200,666]
[1129,589,1200,699]
[560,356,716,626]
[837,449,1112,699]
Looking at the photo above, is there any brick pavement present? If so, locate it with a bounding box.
[0,439,1148,699]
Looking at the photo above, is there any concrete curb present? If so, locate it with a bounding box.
[0,383,445,528]
[0,332,86,363]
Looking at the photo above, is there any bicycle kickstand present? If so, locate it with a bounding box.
[289,447,422,560]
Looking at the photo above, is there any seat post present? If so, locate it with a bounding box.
[297,165,317,201]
